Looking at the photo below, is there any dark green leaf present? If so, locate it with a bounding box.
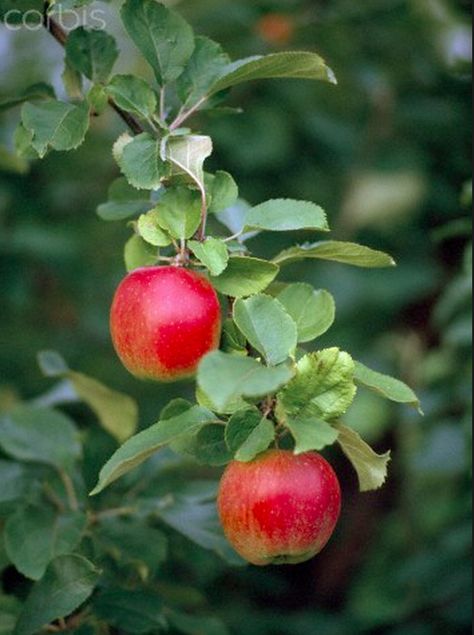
[121,0,195,85]
[335,423,391,492]
[194,425,233,466]
[225,408,275,462]
[106,75,157,119]
[91,406,218,495]
[168,611,230,635]
[211,256,279,298]
[0,406,81,470]
[198,351,293,412]
[354,362,423,413]
[233,294,297,365]
[21,100,90,158]
[0,460,32,507]
[0,83,55,113]
[244,199,329,233]
[273,241,396,268]
[14,555,100,635]
[66,27,118,83]
[5,506,86,580]
[94,589,166,633]
[116,133,168,190]
[277,284,336,342]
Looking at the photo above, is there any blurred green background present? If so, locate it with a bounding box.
[0,0,472,633]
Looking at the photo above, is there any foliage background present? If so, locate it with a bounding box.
[0,0,472,633]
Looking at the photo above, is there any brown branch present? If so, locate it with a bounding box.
[42,3,144,135]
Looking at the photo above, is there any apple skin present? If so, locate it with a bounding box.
[110,266,221,382]
[218,449,341,566]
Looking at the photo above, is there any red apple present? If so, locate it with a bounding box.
[218,449,341,566]
[110,266,221,381]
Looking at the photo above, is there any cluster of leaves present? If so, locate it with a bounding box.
[0,0,427,632]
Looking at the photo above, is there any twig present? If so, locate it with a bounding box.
[169,96,208,131]
[58,469,79,512]
[42,2,143,135]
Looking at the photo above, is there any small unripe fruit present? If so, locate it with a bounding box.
[218,449,341,566]
[110,266,221,382]
[256,14,295,46]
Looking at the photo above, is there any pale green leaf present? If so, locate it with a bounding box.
[233,294,297,365]
[167,135,213,194]
[121,0,195,84]
[335,423,391,492]
[188,238,229,276]
[137,209,173,247]
[21,100,90,158]
[207,171,239,214]
[277,348,356,422]
[198,351,293,412]
[210,256,279,298]
[273,241,396,268]
[354,362,423,413]
[124,234,158,271]
[210,51,336,94]
[90,406,218,495]
[277,284,335,342]
[244,199,329,233]
[286,416,339,454]
[155,186,202,239]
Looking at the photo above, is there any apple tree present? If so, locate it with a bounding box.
[0,1,422,633]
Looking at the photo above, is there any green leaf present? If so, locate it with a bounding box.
[106,75,157,120]
[38,350,139,444]
[277,284,336,342]
[168,611,230,635]
[0,460,32,507]
[21,100,90,158]
[277,348,356,422]
[97,177,153,222]
[97,518,168,572]
[354,362,423,413]
[207,171,239,214]
[194,425,233,466]
[335,423,391,492]
[177,36,231,108]
[225,408,275,462]
[0,406,81,470]
[87,84,108,114]
[210,51,337,95]
[90,406,218,495]
[273,241,396,268]
[124,234,158,272]
[0,145,28,175]
[5,506,86,580]
[221,319,248,356]
[155,186,202,240]
[62,63,83,101]
[286,416,339,454]
[188,238,229,276]
[233,294,297,365]
[153,481,244,565]
[14,123,39,160]
[211,256,279,298]
[244,199,329,233]
[121,0,195,85]
[0,83,55,113]
[198,351,293,412]
[167,135,213,195]
[137,209,173,247]
[196,386,247,416]
[0,594,21,635]
[94,589,166,634]
[14,555,100,635]
[66,27,118,82]
[117,133,168,190]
